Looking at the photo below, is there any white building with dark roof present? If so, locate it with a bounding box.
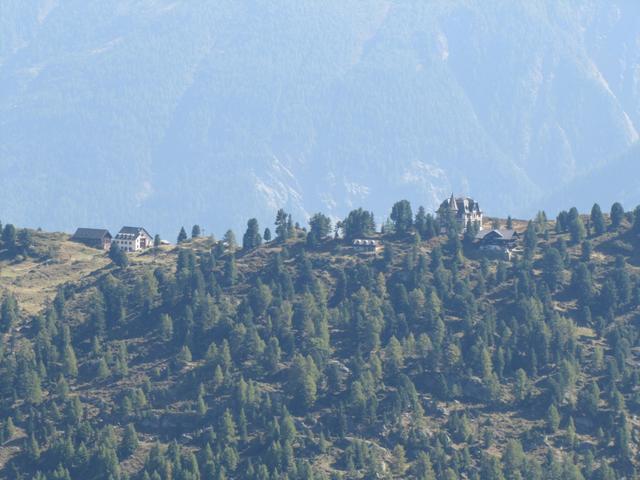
[352,238,382,254]
[113,226,152,252]
[438,194,483,230]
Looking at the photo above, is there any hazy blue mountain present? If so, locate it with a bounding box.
[542,143,640,214]
[1,1,639,237]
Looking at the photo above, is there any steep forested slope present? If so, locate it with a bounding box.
[1,1,639,235]
[0,200,639,479]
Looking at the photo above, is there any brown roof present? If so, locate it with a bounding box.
[72,228,112,240]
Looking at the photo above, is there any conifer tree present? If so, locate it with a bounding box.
[392,445,407,475]
[18,228,32,254]
[224,254,237,287]
[0,294,18,332]
[414,452,436,480]
[546,403,560,433]
[213,364,224,389]
[306,213,331,247]
[556,210,569,232]
[308,213,332,239]
[63,344,78,377]
[572,263,594,307]
[542,248,564,291]
[24,369,43,405]
[197,394,207,416]
[614,414,631,462]
[514,369,529,402]
[120,423,139,457]
[242,218,262,250]
[581,239,592,261]
[633,205,640,234]
[220,409,238,446]
[414,206,428,236]
[114,341,129,376]
[390,200,413,234]
[159,313,173,342]
[289,354,318,410]
[610,202,624,228]
[97,357,110,379]
[275,209,292,241]
[177,227,188,243]
[535,210,548,232]
[223,229,237,250]
[590,203,606,235]
[343,208,376,240]
[2,224,16,251]
[27,433,40,461]
[177,346,192,367]
[109,242,128,268]
[568,207,586,243]
[523,221,537,257]
[4,417,15,441]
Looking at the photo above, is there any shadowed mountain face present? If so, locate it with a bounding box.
[543,143,640,214]
[1,1,639,236]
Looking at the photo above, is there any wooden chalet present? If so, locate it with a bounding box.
[475,229,520,247]
[71,228,112,250]
[475,229,520,259]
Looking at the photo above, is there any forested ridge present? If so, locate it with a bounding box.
[0,200,640,479]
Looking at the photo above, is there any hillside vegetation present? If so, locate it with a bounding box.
[0,200,639,479]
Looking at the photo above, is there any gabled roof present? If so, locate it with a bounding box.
[117,226,152,238]
[72,228,111,240]
[353,239,378,246]
[475,229,518,241]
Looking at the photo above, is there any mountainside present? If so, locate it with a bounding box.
[0,202,639,479]
[1,1,640,236]
[542,143,640,215]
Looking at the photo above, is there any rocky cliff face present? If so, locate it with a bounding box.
[1,1,638,235]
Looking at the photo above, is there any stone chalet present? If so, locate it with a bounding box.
[113,226,153,253]
[438,194,483,231]
[71,228,112,250]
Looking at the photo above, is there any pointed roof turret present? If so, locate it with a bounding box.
[449,193,458,211]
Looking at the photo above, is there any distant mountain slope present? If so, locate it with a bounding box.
[543,142,640,214]
[1,1,639,236]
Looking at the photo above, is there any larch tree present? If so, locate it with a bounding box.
[120,423,139,457]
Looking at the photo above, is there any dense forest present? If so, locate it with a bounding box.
[0,200,640,479]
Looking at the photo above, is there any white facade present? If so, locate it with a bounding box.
[113,227,152,252]
[438,195,483,231]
